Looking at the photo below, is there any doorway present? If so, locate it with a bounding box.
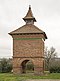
[21,60,34,74]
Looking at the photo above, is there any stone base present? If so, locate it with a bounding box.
[13,67,22,74]
[13,66,44,76]
[34,67,44,75]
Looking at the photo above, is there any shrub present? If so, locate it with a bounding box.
[0,58,12,73]
[49,66,60,73]
[26,61,34,70]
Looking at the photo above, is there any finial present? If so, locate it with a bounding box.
[29,5,31,9]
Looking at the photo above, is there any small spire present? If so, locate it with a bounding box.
[29,5,31,9]
[23,5,36,23]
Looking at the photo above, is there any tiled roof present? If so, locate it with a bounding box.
[9,24,43,34]
[9,24,47,39]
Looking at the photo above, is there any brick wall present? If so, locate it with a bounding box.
[12,34,44,75]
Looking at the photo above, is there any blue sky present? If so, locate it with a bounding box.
[0,0,60,57]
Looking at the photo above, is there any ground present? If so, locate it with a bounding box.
[0,73,60,81]
[28,80,60,81]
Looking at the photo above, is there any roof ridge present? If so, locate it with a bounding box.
[32,24,44,33]
[8,25,26,34]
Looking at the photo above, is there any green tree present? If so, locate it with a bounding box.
[0,58,12,73]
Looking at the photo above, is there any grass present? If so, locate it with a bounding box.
[0,73,60,81]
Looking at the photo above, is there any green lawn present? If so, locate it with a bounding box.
[0,73,60,81]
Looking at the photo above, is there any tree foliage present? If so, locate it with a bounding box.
[0,58,12,73]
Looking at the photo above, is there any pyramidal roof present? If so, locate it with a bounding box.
[23,5,36,22]
[9,6,47,39]
[9,24,47,39]
[9,24,44,34]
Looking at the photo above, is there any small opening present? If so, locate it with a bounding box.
[26,20,34,24]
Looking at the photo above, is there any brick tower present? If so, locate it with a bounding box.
[9,6,47,75]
